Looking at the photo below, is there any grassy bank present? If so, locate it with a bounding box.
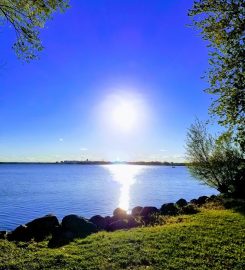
[0,208,245,270]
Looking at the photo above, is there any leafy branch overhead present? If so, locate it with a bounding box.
[0,0,69,61]
[189,0,245,150]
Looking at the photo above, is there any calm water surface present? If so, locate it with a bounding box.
[0,164,218,230]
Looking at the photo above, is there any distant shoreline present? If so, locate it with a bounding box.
[0,161,186,166]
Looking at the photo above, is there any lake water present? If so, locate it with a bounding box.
[0,164,218,230]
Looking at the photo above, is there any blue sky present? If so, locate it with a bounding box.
[0,0,215,162]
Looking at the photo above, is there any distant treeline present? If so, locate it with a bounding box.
[0,161,186,166]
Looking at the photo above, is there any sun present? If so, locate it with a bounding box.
[111,99,138,132]
[98,91,147,135]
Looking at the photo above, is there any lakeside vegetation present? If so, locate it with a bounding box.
[1,201,244,270]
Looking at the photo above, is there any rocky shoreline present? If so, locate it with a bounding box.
[0,195,219,247]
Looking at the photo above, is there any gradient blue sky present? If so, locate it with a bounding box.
[0,0,217,162]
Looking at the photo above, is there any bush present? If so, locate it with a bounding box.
[186,120,245,198]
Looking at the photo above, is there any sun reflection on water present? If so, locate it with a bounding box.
[103,164,144,212]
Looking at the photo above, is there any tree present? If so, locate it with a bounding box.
[0,0,69,61]
[189,0,245,151]
[186,120,245,198]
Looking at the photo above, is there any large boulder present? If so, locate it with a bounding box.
[8,214,59,242]
[106,215,141,232]
[127,215,141,229]
[160,203,178,215]
[197,196,209,205]
[48,226,74,248]
[107,220,128,232]
[140,207,159,218]
[176,198,188,208]
[25,214,59,241]
[0,231,7,240]
[113,208,127,219]
[206,195,220,203]
[180,204,198,215]
[8,225,30,241]
[104,215,119,226]
[131,206,143,217]
[190,198,198,205]
[104,216,113,225]
[62,215,97,238]
[89,215,107,230]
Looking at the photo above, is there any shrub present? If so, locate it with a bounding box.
[186,120,245,198]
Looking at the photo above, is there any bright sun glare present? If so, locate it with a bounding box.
[98,90,149,137]
[112,100,138,132]
[104,164,145,212]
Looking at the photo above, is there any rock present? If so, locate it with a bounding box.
[8,214,59,242]
[107,220,128,232]
[126,215,141,229]
[209,195,217,200]
[48,226,74,248]
[104,216,119,231]
[62,215,97,238]
[176,198,188,208]
[104,216,113,225]
[180,204,198,215]
[113,208,127,219]
[140,207,159,218]
[190,199,198,205]
[107,215,119,225]
[0,231,7,240]
[206,195,219,203]
[89,215,107,230]
[131,206,143,217]
[197,196,209,205]
[8,225,30,241]
[160,203,178,215]
[25,214,59,241]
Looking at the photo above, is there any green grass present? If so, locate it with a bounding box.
[0,209,245,270]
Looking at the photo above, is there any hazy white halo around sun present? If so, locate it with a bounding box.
[104,92,146,134]
[111,99,138,132]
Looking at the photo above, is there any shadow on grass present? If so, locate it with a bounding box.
[222,197,245,216]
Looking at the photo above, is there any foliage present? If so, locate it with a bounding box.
[0,209,244,269]
[189,0,245,151]
[186,120,245,198]
[0,0,69,61]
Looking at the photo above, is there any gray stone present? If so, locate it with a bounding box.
[140,206,159,218]
[107,220,128,231]
[0,231,7,240]
[160,203,178,215]
[131,206,143,217]
[62,215,97,237]
[197,196,209,205]
[48,226,74,248]
[89,215,107,230]
[25,214,59,241]
[8,225,30,241]
[176,198,188,208]
[8,214,59,242]
[190,199,198,205]
[180,204,198,215]
[113,208,127,219]
[126,215,141,228]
